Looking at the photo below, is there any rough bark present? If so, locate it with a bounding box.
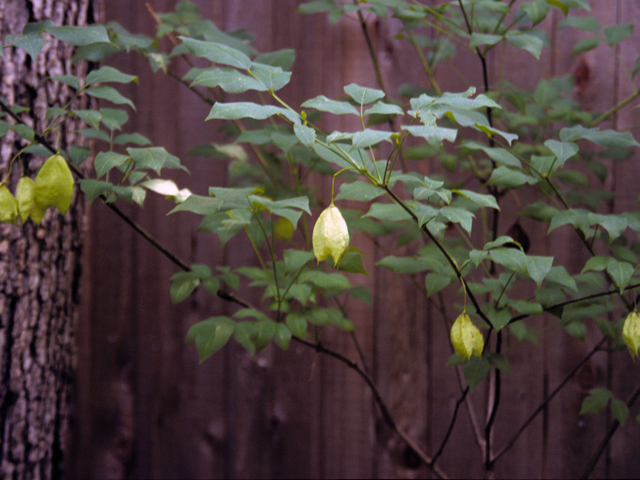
[0,1,100,478]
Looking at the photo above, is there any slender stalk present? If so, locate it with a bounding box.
[406,30,443,96]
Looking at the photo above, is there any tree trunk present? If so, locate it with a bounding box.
[0,1,100,478]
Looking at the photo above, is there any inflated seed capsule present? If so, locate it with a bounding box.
[622,310,640,359]
[312,204,349,267]
[450,312,484,360]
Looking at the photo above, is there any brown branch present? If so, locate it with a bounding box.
[490,338,606,466]
[292,336,449,479]
[581,381,640,479]
[430,386,470,467]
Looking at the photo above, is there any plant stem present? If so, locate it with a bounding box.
[580,381,640,479]
[490,338,606,466]
[292,336,448,479]
[406,30,443,96]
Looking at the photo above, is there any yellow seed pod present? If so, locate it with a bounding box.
[312,204,349,267]
[622,311,640,359]
[34,154,74,215]
[0,185,19,224]
[274,216,294,241]
[16,177,40,224]
[450,312,484,360]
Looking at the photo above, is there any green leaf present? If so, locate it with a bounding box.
[170,271,201,303]
[68,146,91,166]
[475,125,518,145]
[127,146,185,174]
[334,249,369,275]
[286,312,308,339]
[94,151,130,178]
[254,48,296,70]
[86,65,138,85]
[250,63,292,91]
[377,255,432,274]
[485,352,510,373]
[12,124,35,141]
[526,255,554,287]
[7,33,46,59]
[506,32,544,59]
[364,101,404,116]
[611,399,629,426]
[561,125,640,147]
[604,23,633,45]
[283,249,314,275]
[85,86,135,110]
[580,388,613,415]
[606,258,634,293]
[463,356,490,392]
[545,266,577,292]
[425,272,451,296]
[490,248,528,276]
[453,189,499,210]
[521,0,551,26]
[402,125,457,145]
[180,36,252,69]
[253,320,277,353]
[519,201,559,223]
[170,194,221,215]
[273,323,292,350]
[544,139,578,167]
[469,33,503,49]
[344,83,385,106]
[50,74,80,90]
[560,15,601,32]
[571,37,602,55]
[293,124,316,147]
[80,179,112,203]
[206,102,300,124]
[364,202,412,222]
[99,108,129,131]
[299,271,351,292]
[486,166,537,188]
[114,133,152,146]
[335,181,384,202]
[186,317,234,362]
[351,129,394,150]
[301,95,360,115]
[233,322,256,355]
[297,0,338,14]
[192,67,265,93]
[72,109,101,129]
[439,206,474,234]
[46,25,111,46]
[0,121,10,137]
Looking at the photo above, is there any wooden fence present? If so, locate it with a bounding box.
[72,1,640,478]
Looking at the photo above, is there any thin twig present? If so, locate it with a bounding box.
[430,386,470,467]
[292,336,448,479]
[490,338,606,466]
[581,381,640,479]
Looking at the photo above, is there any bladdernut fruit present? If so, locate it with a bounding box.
[312,204,349,267]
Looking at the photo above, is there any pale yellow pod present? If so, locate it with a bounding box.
[34,154,74,215]
[312,204,349,267]
[0,185,18,224]
[622,311,640,359]
[450,312,484,360]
